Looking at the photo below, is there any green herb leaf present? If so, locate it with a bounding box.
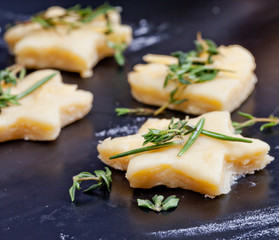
[16,73,56,100]
[137,199,155,210]
[30,3,116,33]
[69,167,112,202]
[109,141,182,159]
[232,112,279,132]
[107,41,127,66]
[115,107,154,116]
[31,16,54,28]
[238,111,254,119]
[154,33,231,116]
[137,195,179,212]
[178,117,205,156]
[0,68,55,112]
[162,195,180,210]
[260,121,278,131]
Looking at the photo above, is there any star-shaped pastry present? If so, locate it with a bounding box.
[0,69,93,142]
[97,111,273,197]
[128,44,257,115]
[4,6,132,78]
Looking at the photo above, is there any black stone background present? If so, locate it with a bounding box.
[0,1,279,239]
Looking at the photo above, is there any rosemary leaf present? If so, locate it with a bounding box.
[178,117,205,156]
[109,141,182,159]
[115,107,154,116]
[16,73,57,100]
[201,129,252,143]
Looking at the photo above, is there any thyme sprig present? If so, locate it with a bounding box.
[107,41,127,66]
[137,195,179,212]
[110,117,252,159]
[232,112,279,134]
[69,167,112,202]
[31,3,116,31]
[0,64,26,85]
[155,33,232,115]
[0,66,55,111]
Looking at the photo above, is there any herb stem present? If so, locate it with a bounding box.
[232,111,279,132]
[109,141,182,159]
[73,176,99,181]
[178,117,204,156]
[16,73,56,100]
[154,102,170,116]
[115,107,154,116]
[234,118,279,129]
[154,85,187,116]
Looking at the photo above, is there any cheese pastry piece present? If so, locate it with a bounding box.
[97,111,273,197]
[4,6,132,78]
[128,45,257,115]
[0,69,93,142]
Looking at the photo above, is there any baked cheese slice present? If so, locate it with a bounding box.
[4,6,132,78]
[0,69,93,142]
[97,111,273,197]
[128,45,256,115]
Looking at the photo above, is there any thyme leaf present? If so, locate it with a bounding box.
[110,118,252,159]
[232,111,279,133]
[137,195,179,212]
[69,167,112,202]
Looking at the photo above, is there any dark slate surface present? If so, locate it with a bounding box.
[0,1,278,239]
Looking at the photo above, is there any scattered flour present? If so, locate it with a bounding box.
[146,205,279,239]
[95,117,147,138]
[95,125,139,137]
[128,19,170,52]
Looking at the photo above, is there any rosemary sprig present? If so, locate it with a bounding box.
[16,73,56,100]
[137,195,179,212]
[154,33,231,115]
[110,117,252,159]
[115,107,154,116]
[107,41,127,66]
[0,66,55,111]
[232,111,279,134]
[69,167,112,202]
